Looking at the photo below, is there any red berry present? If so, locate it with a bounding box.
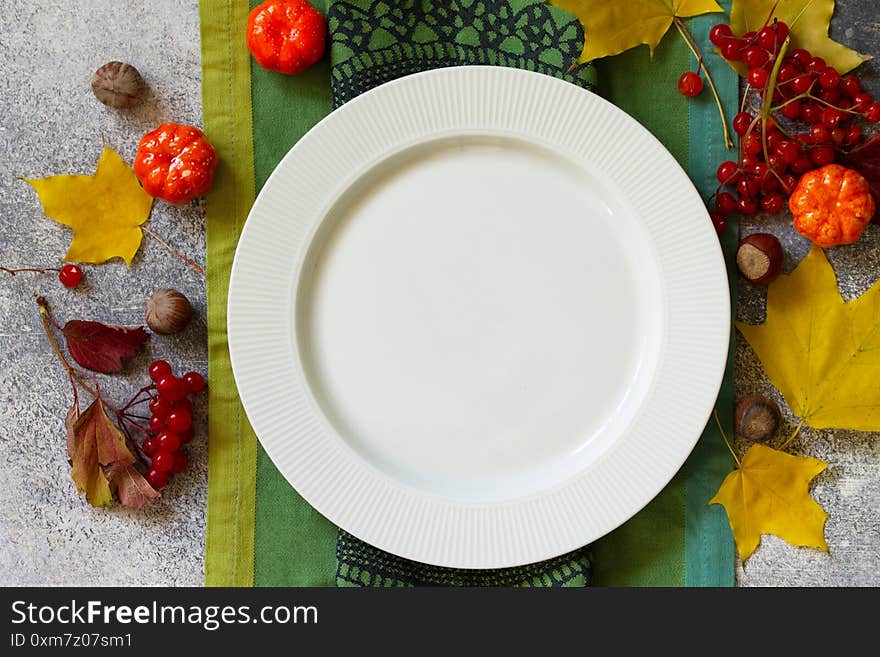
[800,102,822,124]
[157,430,181,452]
[866,102,880,123]
[156,375,187,402]
[167,408,192,434]
[736,195,758,215]
[710,212,726,235]
[752,161,769,179]
[781,99,801,120]
[183,371,206,394]
[774,21,790,42]
[840,75,861,97]
[818,68,841,90]
[152,449,175,472]
[717,160,740,185]
[762,169,782,192]
[777,62,799,83]
[721,38,745,61]
[810,124,831,144]
[788,74,812,95]
[818,88,840,106]
[58,264,83,288]
[844,124,862,146]
[142,436,158,456]
[791,157,813,174]
[733,111,753,136]
[171,451,188,474]
[744,134,762,155]
[709,23,733,47]
[853,92,874,111]
[766,131,783,151]
[716,191,737,215]
[678,71,703,97]
[791,48,811,65]
[742,46,769,70]
[146,468,169,489]
[149,360,173,382]
[179,427,195,444]
[740,154,760,169]
[737,177,761,199]
[775,140,800,165]
[781,174,798,195]
[148,396,172,418]
[756,26,778,51]
[149,415,165,433]
[173,397,193,413]
[807,56,826,73]
[810,145,835,166]
[761,193,784,214]
[821,107,843,128]
[748,67,769,88]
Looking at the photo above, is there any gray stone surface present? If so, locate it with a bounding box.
[1,0,877,587]
[0,0,206,585]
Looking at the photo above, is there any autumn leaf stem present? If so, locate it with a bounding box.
[142,227,204,274]
[35,294,120,414]
[779,418,806,451]
[673,17,734,150]
[1,265,61,276]
[714,407,741,467]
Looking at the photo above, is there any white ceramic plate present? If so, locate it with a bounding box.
[228,66,729,568]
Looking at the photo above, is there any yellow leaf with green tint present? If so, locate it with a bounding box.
[550,0,724,62]
[24,146,153,266]
[709,444,828,561]
[737,245,880,430]
[728,0,868,75]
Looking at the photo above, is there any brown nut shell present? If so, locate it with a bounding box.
[91,61,144,109]
[146,288,192,335]
[736,233,784,286]
[735,395,781,442]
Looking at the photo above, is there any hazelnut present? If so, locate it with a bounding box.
[91,61,144,109]
[736,233,784,286]
[146,289,192,335]
[735,395,781,442]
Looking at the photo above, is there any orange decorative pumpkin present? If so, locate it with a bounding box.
[789,164,875,247]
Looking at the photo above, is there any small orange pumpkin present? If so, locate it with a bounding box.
[789,164,874,247]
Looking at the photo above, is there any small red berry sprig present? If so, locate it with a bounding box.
[137,360,205,490]
[707,15,878,233]
[2,263,84,288]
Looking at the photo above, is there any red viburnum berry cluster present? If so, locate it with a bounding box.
[707,19,879,234]
[140,360,205,490]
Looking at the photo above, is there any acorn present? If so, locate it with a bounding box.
[91,61,144,109]
[736,233,784,286]
[735,395,781,442]
[146,289,192,335]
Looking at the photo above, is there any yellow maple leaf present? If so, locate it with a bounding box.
[24,146,154,266]
[729,0,868,75]
[709,444,828,561]
[737,246,880,430]
[550,0,724,63]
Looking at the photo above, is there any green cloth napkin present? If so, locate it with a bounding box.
[200,0,738,587]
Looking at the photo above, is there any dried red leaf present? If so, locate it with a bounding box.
[844,134,880,223]
[65,401,80,459]
[70,400,134,507]
[108,464,160,509]
[62,320,148,373]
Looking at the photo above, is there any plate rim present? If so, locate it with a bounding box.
[228,65,730,568]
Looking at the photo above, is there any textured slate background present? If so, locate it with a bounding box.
[0,0,877,586]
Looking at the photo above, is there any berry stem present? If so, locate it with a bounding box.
[713,407,740,468]
[1,265,61,277]
[759,37,791,173]
[673,17,734,149]
[142,226,204,275]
